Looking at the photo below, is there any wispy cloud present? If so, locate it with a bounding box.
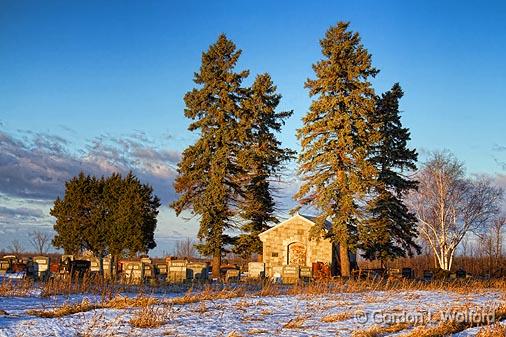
[0,129,186,253]
[0,129,180,202]
[493,144,506,170]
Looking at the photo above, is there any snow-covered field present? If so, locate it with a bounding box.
[0,288,504,336]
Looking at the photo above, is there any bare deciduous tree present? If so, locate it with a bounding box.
[29,230,51,255]
[477,215,505,275]
[8,240,24,255]
[410,151,503,271]
[173,237,197,259]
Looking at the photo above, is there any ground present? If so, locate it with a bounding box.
[0,286,504,337]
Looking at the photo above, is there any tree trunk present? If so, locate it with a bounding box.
[339,242,351,277]
[212,252,221,279]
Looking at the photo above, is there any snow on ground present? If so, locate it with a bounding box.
[0,289,504,336]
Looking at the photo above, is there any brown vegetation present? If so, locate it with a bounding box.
[352,323,411,337]
[27,298,99,318]
[283,315,307,329]
[321,312,354,322]
[129,304,171,328]
[0,279,33,297]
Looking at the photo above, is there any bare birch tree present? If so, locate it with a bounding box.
[410,151,503,271]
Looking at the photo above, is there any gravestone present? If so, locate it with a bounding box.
[102,256,116,279]
[225,269,240,283]
[456,269,467,279]
[33,256,50,281]
[186,262,208,280]
[123,261,143,284]
[282,265,299,284]
[423,270,433,281]
[402,268,415,279]
[247,262,265,279]
[299,266,312,282]
[167,260,188,283]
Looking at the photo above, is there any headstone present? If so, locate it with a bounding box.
[300,266,313,280]
[102,256,116,279]
[167,260,188,283]
[140,257,152,265]
[123,261,143,284]
[247,262,265,279]
[387,268,401,278]
[299,266,312,282]
[88,257,102,273]
[155,263,167,276]
[186,262,208,280]
[33,256,50,281]
[70,260,91,278]
[0,259,10,276]
[142,262,154,279]
[456,269,466,279]
[225,269,240,283]
[423,270,433,281]
[167,265,187,283]
[282,265,299,284]
[402,267,415,279]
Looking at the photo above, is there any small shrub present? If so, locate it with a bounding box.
[129,304,171,328]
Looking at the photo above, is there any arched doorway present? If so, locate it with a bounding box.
[287,242,306,266]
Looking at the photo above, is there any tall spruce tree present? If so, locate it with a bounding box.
[233,74,294,259]
[295,22,379,276]
[171,34,248,277]
[359,83,420,263]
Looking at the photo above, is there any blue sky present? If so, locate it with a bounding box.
[0,1,505,254]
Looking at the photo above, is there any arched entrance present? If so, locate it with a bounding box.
[287,242,306,266]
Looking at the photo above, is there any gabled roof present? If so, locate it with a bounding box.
[258,212,331,238]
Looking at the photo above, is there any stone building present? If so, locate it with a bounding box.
[259,213,355,277]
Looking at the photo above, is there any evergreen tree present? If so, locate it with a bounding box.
[233,74,294,259]
[51,171,160,258]
[295,22,379,276]
[171,34,248,278]
[110,172,160,257]
[359,83,420,263]
[52,172,92,255]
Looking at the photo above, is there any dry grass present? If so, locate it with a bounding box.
[476,323,506,337]
[195,302,208,313]
[169,287,245,305]
[129,304,171,328]
[279,278,506,296]
[283,315,307,329]
[321,311,354,322]
[0,279,33,297]
[247,328,269,334]
[27,295,160,318]
[226,332,243,337]
[104,294,159,309]
[260,308,272,315]
[352,323,411,337]
[27,298,99,318]
[41,273,120,298]
[26,287,247,320]
[398,304,506,337]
